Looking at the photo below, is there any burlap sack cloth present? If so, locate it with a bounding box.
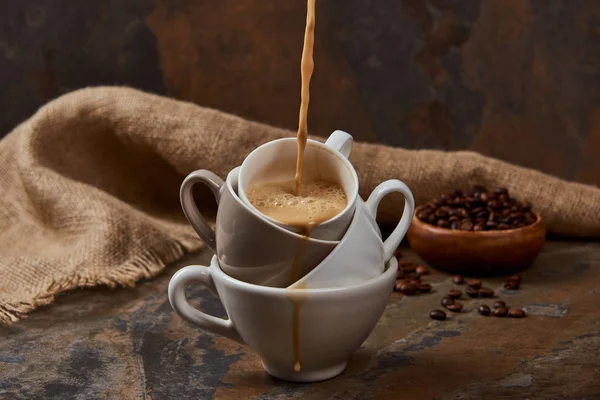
[1,86,599,323]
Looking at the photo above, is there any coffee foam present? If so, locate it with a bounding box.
[247,179,346,228]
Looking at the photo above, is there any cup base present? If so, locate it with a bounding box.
[261,360,347,383]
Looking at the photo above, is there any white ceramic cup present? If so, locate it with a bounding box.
[289,181,414,289]
[168,255,398,382]
[237,131,357,241]
[180,167,339,287]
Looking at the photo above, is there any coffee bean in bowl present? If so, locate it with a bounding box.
[406,185,546,276]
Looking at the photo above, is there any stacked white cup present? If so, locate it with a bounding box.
[169,131,415,382]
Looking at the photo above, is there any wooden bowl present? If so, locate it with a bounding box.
[406,207,546,276]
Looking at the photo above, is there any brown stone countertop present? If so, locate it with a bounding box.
[2,241,600,399]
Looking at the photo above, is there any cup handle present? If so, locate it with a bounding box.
[180,170,224,252]
[168,265,244,344]
[325,130,353,159]
[366,180,415,261]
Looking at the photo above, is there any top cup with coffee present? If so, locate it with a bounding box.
[238,131,357,241]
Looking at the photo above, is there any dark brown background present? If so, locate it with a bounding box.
[1,0,600,184]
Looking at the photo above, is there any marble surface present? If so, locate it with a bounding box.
[2,241,600,399]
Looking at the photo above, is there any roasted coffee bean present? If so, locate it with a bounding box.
[485,221,498,229]
[451,221,461,230]
[394,280,403,292]
[509,212,523,220]
[504,280,520,290]
[471,207,484,215]
[416,210,430,220]
[488,200,501,209]
[452,275,465,284]
[407,279,421,285]
[397,270,405,279]
[400,283,418,295]
[407,272,421,280]
[441,296,455,307]
[453,197,466,206]
[417,282,432,293]
[437,219,450,228]
[478,305,491,316]
[493,301,506,309]
[416,265,429,275]
[435,208,448,218]
[460,220,474,231]
[498,223,511,230]
[492,306,508,317]
[430,309,446,321]
[401,263,417,273]
[495,187,508,195]
[446,302,463,312]
[508,274,522,283]
[476,211,488,220]
[479,287,495,298]
[508,309,526,318]
[427,214,436,223]
[466,286,479,298]
[448,289,462,299]
[467,279,482,289]
[473,223,485,231]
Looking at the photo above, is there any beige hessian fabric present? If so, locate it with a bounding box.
[1,86,599,323]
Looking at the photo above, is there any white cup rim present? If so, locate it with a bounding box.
[226,167,339,245]
[209,254,397,296]
[237,137,359,229]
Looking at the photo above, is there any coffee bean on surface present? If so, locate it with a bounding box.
[417,283,432,293]
[446,302,463,312]
[407,272,421,280]
[416,265,429,275]
[508,309,526,318]
[417,186,536,231]
[492,306,508,317]
[430,310,447,321]
[448,289,462,299]
[466,286,479,298]
[401,263,417,273]
[479,287,495,298]
[504,280,520,290]
[467,279,482,290]
[400,283,418,295]
[478,305,491,316]
[493,301,506,309]
[441,296,455,307]
[452,275,465,284]
[394,281,403,292]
